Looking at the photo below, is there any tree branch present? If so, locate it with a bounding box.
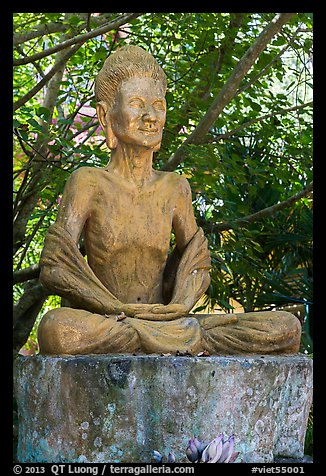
[200,181,313,234]
[13,128,34,159]
[13,283,47,327]
[13,264,40,284]
[13,13,143,66]
[235,26,307,97]
[13,13,117,46]
[14,43,84,111]
[13,17,76,253]
[13,281,48,352]
[15,204,53,271]
[14,22,68,46]
[205,100,313,142]
[15,44,45,79]
[161,13,296,172]
[159,13,245,154]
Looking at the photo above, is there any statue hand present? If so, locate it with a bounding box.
[151,303,188,314]
[118,303,160,317]
[134,303,188,321]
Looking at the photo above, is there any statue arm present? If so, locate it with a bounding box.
[169,177,211,311]
[39,168,123,315]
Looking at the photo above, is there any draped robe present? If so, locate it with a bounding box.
[38,223,301,356]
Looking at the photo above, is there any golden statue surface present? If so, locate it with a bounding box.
[38,46,301,355]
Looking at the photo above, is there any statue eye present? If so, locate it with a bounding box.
[129,98,144,108]
[153,100,165,111]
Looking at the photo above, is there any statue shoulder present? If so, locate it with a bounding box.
[156,170,191,190]
[155,172,192,203]
[69,166,100,180]
[169,172,192,198]
[67,166,101,188]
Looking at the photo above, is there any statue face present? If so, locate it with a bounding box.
[110,76,166,149]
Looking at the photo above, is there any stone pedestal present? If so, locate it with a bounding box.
[14,354,313,463]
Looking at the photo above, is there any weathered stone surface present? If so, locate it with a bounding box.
[14,354,312,463]
[274,456,313,463]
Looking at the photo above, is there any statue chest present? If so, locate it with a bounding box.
[85,186,174,254]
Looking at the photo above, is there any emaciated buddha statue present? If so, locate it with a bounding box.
[38,45,301,355]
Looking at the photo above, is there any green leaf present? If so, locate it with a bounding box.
[251,241,264,254]
[192,305,207,313]
[27,118,43,131]
[67,15,83,26]
[36,107,50,121]
[218,299,235,311]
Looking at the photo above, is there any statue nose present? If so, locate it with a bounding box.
[142,109,156,123]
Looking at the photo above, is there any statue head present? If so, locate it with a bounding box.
[95,45,167,151]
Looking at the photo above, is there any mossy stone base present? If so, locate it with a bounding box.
[14,354,313,463]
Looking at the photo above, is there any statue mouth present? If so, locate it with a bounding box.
[139,128,159,134]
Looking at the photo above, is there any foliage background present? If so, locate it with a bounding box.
[13,10,313,460]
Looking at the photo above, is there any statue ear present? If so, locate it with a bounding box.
[96,101,108,130]
[105,121,118,150]
[96,101,118,150]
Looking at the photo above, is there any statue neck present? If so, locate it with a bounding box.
[107,143,154,188]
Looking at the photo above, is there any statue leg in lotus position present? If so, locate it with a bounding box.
[38,46,301,356]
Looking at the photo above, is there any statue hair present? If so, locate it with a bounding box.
[95,45,167,110]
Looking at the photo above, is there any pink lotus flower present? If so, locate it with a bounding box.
[153,433,239,463]
[186,437,207,462]
[201,434,239,463]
